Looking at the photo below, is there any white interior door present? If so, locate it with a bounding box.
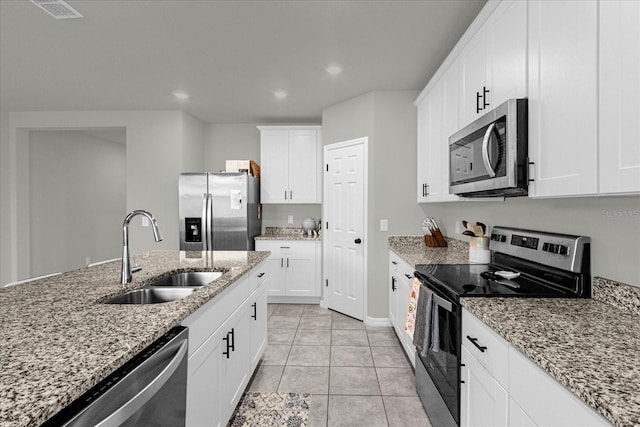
[323,138,366,320]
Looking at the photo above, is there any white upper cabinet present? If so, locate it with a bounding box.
[598,0,640,195]
[416,61,461,203]
[460,0,527,128]
[258,126,322,204]
[528,0,599,197]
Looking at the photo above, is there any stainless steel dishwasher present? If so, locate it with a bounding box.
[43,326,189,427]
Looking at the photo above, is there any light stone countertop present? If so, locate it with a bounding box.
[0,250,270,427]
[255,226,322,241]
[388,235,470,266]
[388,235,640,427]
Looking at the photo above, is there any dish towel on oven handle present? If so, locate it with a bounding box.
[413,279,440,357]
[404,278,420,340]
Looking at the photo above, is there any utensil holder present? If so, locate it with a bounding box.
[424,229,447,247]
[469,236,490,263]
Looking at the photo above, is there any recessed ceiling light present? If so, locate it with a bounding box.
[273,90,288,100]
[172,91,190,100]
[326,65,343,75]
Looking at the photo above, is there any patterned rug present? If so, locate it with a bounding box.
[228,392,311,427]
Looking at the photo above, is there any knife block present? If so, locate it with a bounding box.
[424,229,447,247]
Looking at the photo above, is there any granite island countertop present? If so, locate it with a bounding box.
[0,250,270,427]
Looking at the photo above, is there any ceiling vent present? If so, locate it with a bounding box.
[30,0,83,19]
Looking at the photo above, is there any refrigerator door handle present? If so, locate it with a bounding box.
[201,193,208,251]
[206,192,213,251]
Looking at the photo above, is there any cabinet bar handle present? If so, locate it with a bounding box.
[476,91,483,113]
[482,86,490,109]
[257,272,265,278]
[392,261,397,265]
[223,333,230,358]
[466,335,487,352]
[284,190,287,200]
[281,258,283,268]
[251,302,257,320]
[391,276,397,292]
[286,257,289,268]
[229,328,235,352]
[290,190,292,200]
[404,273,412,280]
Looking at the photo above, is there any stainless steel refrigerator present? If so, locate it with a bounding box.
[179,173,261,251]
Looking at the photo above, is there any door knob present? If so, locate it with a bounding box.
[355,238,362,244]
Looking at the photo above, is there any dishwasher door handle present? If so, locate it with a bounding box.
[95,339,188,427]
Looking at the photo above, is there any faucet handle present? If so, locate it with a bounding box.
[131,254,142,273]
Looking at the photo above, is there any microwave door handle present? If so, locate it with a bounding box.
[482,122,497,178]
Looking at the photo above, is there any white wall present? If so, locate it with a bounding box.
[1,110,205,284]
[28,130,126,276]
[203,123,321,229]
[322,90,424,318]
[0,111,11,285]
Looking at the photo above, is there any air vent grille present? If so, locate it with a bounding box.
[30,0,83,19]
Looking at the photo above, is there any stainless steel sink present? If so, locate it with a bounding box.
[149,271,223,287]
[104,287,196,304]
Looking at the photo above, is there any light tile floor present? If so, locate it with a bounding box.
[246,303,432,427]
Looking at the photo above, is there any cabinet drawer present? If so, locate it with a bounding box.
[249,260,268,293]
[462,309,509,388]
[182,276,249,356]
[390,251,414,284]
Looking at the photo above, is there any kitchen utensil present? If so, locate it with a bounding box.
[495,270,520,280]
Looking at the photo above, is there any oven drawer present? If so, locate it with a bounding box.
[462,309,509,389]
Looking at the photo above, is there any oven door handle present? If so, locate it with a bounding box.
[432,293,453,312]
[482,122,497,178]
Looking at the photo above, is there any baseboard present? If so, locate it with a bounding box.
[267,296,322,304]
[365,316,392,327]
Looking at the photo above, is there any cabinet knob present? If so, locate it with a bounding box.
[355,238,362,244]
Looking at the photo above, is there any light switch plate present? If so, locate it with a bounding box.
[288,215,293,225]
[380,219,388,231]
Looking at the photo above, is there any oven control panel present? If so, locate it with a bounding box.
[490,226,590,273]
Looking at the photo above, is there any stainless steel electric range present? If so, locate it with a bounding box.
[413,226,591,427]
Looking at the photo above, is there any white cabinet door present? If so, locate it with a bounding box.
[285,241,319,297]
[259,126,321,204]
[219,304,251,424]
[416,100,430,203]
[509,398,538,427]
[260,130,289,203]
[528,0,598,197]
[599,0,640,195]
[388,256,399,330]
[460,345,509,427]
[289,130,320,203]
[249,283,268,371]
[460,24,490,128]
[488,0,527,108]
[395,272,414,364]
[185,326,224,427]
[255,241,286,296]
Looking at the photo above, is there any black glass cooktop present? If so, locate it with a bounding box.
[414,263,576,299]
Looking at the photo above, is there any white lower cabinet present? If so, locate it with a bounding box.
[461,346,508,427]
[255,240,321,301]
[461,308,611,427]
[388,251,416,367]
[182,261,268,427]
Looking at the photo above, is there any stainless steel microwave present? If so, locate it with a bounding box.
[449,98,528,197]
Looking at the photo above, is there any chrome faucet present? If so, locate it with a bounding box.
[121,210,163,285]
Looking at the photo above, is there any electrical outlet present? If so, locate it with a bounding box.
[380,219,388,232]
[85,257,91,267]
[456,220,463,234]
[287,215,293,225]
[141,217,149,227]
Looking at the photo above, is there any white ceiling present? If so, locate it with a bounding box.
[0,0,486,124]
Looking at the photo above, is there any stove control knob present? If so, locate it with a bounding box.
[558,245,569,255]
[543,242,550,252]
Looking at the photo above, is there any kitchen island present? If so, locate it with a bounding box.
[0,250,269,427]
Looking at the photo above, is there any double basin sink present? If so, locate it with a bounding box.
[104,271,223,305]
